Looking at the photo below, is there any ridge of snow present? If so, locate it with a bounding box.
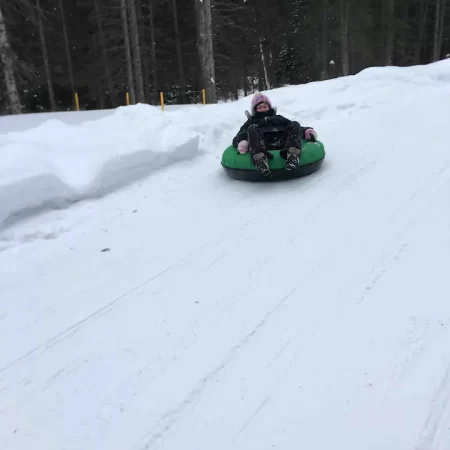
[0,105,202,229]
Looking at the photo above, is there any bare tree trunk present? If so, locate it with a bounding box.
[384,0,396,65]
[433,0,447,60]
[433,0,441,60]
[416,0,428,63]
[148,0,158,104]
[396,0,409,64]
[97,84,105,109]
[340,0,350,76]
[259,34,273,88]
[438,0,447,55]
[432,0,447,61]
[128,0,145,102]
[0,6,21,114]
[259,38,270,89]
[169,0,186,103]
[253,2,273,89]
[195,0,217,103]
[59,0,75,97]
[204,0,217,102]
[94,0,116,107]
[92,34,105,109]
[36,0,56,111]
[243,59,248,97]
[321,0,328,80]
[136,1,150,101]
[120,0,135,103]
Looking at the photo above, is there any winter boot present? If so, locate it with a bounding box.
[285,147,301,171]
[253,152,272,177]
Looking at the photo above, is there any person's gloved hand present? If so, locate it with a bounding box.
[305,128,318,141]
[238,140,249,154]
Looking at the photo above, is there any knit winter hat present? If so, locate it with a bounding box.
[251,93,272,115]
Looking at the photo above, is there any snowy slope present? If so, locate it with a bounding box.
[1,60,450,450]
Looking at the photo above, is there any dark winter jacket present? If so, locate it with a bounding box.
[232,109,313,149]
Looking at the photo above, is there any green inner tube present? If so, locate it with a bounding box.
[221,140,325,170]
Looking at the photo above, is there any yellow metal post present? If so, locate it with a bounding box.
[202,88,206,104]
[160,92,164,110]
[74,92,80,111]
[126,92,130,105]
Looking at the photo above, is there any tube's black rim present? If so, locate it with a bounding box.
[221,157,325,181]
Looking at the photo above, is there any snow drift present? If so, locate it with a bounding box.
[0,105,201,229]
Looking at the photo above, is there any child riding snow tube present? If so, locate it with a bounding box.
[224,93,325,181]
[221,139,325,181]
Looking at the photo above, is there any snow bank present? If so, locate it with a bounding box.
[1,59,450,229]
[0,109,116,135]
[0,104,201,229]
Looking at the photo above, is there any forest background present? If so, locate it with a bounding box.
[0,0,448,114]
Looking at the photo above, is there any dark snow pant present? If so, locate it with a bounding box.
[247,121,302,164]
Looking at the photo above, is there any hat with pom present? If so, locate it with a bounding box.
[251,93,272,115]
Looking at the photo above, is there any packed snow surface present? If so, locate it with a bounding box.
[1,60,450,450]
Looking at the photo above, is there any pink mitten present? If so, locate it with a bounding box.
[238,140,249,154]
[305,128,317,140]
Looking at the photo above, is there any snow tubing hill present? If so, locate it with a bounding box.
[221,140,326,181]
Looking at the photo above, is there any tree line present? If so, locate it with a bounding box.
[0,0,448,114]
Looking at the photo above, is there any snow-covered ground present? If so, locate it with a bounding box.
[1,60,450,450]
[0,104,198,134]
